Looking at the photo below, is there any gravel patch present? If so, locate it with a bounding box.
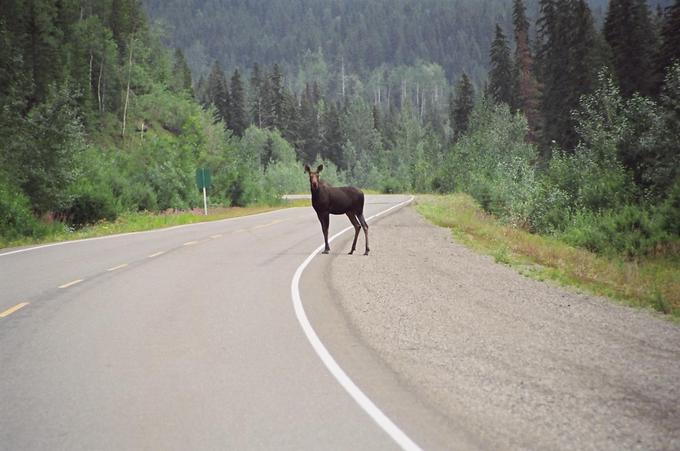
[329,205,680,450]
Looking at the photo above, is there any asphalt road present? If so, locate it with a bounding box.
[0,195,418,450]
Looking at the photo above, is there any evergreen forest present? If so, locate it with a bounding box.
[1,0,680,265]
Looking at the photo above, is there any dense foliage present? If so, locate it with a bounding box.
[0,0,305,242]
[1,0,679,267]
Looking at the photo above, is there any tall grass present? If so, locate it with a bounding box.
[417,194,680,320]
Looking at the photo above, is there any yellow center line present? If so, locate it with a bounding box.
[0,302,29,318]
[107,263,128,272]
[253,219,286,229]
[183,240,199,246]
[148,251,165,258]
[59,279,83,289]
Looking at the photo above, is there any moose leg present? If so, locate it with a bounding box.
[346,212,361,255]
[318,212,330,254]
[358,214,370,255]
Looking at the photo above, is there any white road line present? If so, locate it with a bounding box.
[0,208,300,258]
[0,302,29,318]
[148,251,165,258]
[291,196,421,451]
[210,234,223,239]
[59,279,83,289]
[183,241,199,246]
[107,263,128,272]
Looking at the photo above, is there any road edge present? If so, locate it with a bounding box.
[290,196,421,451]
[0,207,300,258]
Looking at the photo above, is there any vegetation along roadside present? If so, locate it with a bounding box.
[417,194,680,321]
[0,201,309,251]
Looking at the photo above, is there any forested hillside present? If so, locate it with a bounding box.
[142,0,672,88]
[0,0,310,243]
[144,0,511,88]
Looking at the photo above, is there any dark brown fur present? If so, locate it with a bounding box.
[305,164,369,255]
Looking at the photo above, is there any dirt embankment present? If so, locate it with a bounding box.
[329,205,680,450]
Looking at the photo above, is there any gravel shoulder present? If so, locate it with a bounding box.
[308,204,680,450]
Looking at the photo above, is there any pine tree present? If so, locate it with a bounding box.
[604,0,655,97]
[261,136,274,171]
[298,83,322,163]
[0,8,25,104]
[451,72,475,141]
[195,75,207,105]
[110,0,146,59]
[280,88,299,148]
[537,0,602,150]
[571,0,602,95]
[656,0,680,90]
[488,24,514,106]
[259,74,272,128]
[513,0,541,142]
[110,0,128,54]
[372,104,381,131]
[0,22,11,99]
[263,64,285,130]
[171,48,193,94]
[206,61,230,124]
[321,102,345,169]
[228,68,247,137]
[311,80,322,104]
[537,0,575,150]
[249,63,263,127]
[24,0,64,106]
[537,0,567,149]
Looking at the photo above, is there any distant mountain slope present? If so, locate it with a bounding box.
[142,0,672,86]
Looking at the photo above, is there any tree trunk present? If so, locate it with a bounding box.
[341,55,346,99]
[122,35,134,139]
[89,50,93,93]
[97,58,104,112]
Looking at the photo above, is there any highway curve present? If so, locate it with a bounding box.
[0,195,427,450]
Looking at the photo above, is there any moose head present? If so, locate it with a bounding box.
[304,164,324,190]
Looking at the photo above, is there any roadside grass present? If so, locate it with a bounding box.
[0,199,311,251]
[416,194,680,321]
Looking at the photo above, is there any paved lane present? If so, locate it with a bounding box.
[0,196,413,450]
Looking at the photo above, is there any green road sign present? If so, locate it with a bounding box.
[196,168,212,190]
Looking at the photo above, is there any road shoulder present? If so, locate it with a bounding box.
[303,205,680,450]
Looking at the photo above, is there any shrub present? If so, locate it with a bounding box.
[559,206,668,258]
[441,100,538,226]
[381,177,406,194]
[0,175,44,240]
[264,161,308,195]
[528,184,574,233]
[658,178,680,236]
[121,182,158,212]
[11,86,86,214]
[58,185,118,227]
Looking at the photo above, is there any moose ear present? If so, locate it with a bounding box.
[304,164,311,173]
[317,164,324,173]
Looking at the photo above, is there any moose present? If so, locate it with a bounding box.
[305,164,369,255]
